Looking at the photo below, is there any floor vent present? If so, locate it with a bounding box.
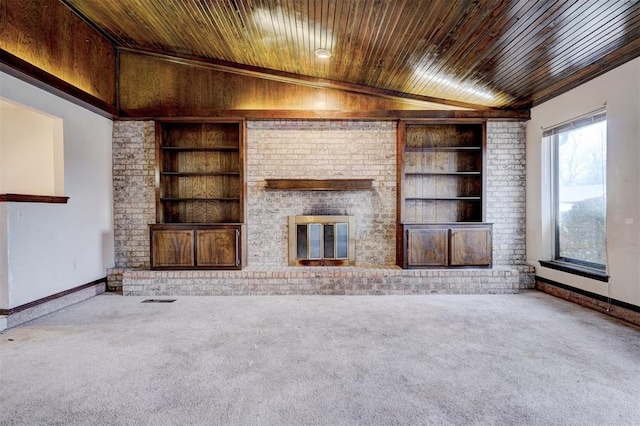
[141,299,176,303]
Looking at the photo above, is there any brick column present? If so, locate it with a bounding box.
[108,121,156,289]
[486,120,534,288]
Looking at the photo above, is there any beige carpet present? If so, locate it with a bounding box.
[1,291,639,425]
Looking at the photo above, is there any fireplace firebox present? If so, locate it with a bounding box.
[288,216,355,266]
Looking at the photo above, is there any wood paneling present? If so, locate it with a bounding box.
[64,0,640,109]
[0,50,118,117]
[6,1,636,113]
[0,0,116,106]
[118,51,464,116]
[405,124,483,149]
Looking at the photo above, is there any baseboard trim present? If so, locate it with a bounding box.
[535,276,640,327]
[0,277,107,316]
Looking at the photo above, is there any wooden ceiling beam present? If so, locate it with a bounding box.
[118,109,530,121]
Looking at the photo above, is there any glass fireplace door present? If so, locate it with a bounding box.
[296,223,349,260]
[289,216,355,266]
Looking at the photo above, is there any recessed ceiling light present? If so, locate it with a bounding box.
[315,48,332,59]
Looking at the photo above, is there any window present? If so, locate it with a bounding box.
[545,110,607,270]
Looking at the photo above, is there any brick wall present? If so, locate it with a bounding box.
[111,121,156,270]
[486,120,534,287]
[109,119,533,289]
[246,120,397,266]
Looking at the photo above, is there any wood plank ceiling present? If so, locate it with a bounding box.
[62,0,640,110]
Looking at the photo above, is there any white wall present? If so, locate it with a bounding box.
[0,72,114,309]
[526,57,640,307]
[0,204,8,308]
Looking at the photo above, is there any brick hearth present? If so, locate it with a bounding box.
[121,266,521,296]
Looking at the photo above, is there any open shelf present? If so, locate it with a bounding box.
[160,172,240,176]
[398,121,490,269]
[161,197,240,202]
[400,122,484,224]
[156,121,243,224]
[405,171,481,176]
[405,146,482,152]
[405,197,482,201]
[160,146,239,151]
[153,121,246,270]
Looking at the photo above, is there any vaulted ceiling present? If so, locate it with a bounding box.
[57,0,640,110]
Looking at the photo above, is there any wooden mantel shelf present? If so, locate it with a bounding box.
[265,179,374,191]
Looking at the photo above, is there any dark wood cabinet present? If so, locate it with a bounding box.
[402,224,492,268]
[150,224,242,270]
[406,227,449,267]
[449,227,492,266]
[398,120,492,268]
[151,120,245,270]
[196,227,239,267]
[150,228,194,268]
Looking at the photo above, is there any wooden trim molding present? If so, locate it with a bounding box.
[0,49,118,118]
[0,194,70,204]
[118,109,531,121]
[0,277,106,316]
[265,179,374,191]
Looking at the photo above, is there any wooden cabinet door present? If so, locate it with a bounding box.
[406,228,449,267]
[196,228,239,268]
[151,229,195,268]
[449,228,492,266]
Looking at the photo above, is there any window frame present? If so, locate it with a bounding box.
[544,110,608,276]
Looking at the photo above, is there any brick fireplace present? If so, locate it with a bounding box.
[246,120,397,266]
[108,119,534,295]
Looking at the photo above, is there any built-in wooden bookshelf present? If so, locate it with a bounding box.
[401,122,484,223]
[156,121,243,224]
[151,120,245,270]
[397,121,492,268]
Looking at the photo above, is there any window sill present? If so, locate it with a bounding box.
[539,260,608,282]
